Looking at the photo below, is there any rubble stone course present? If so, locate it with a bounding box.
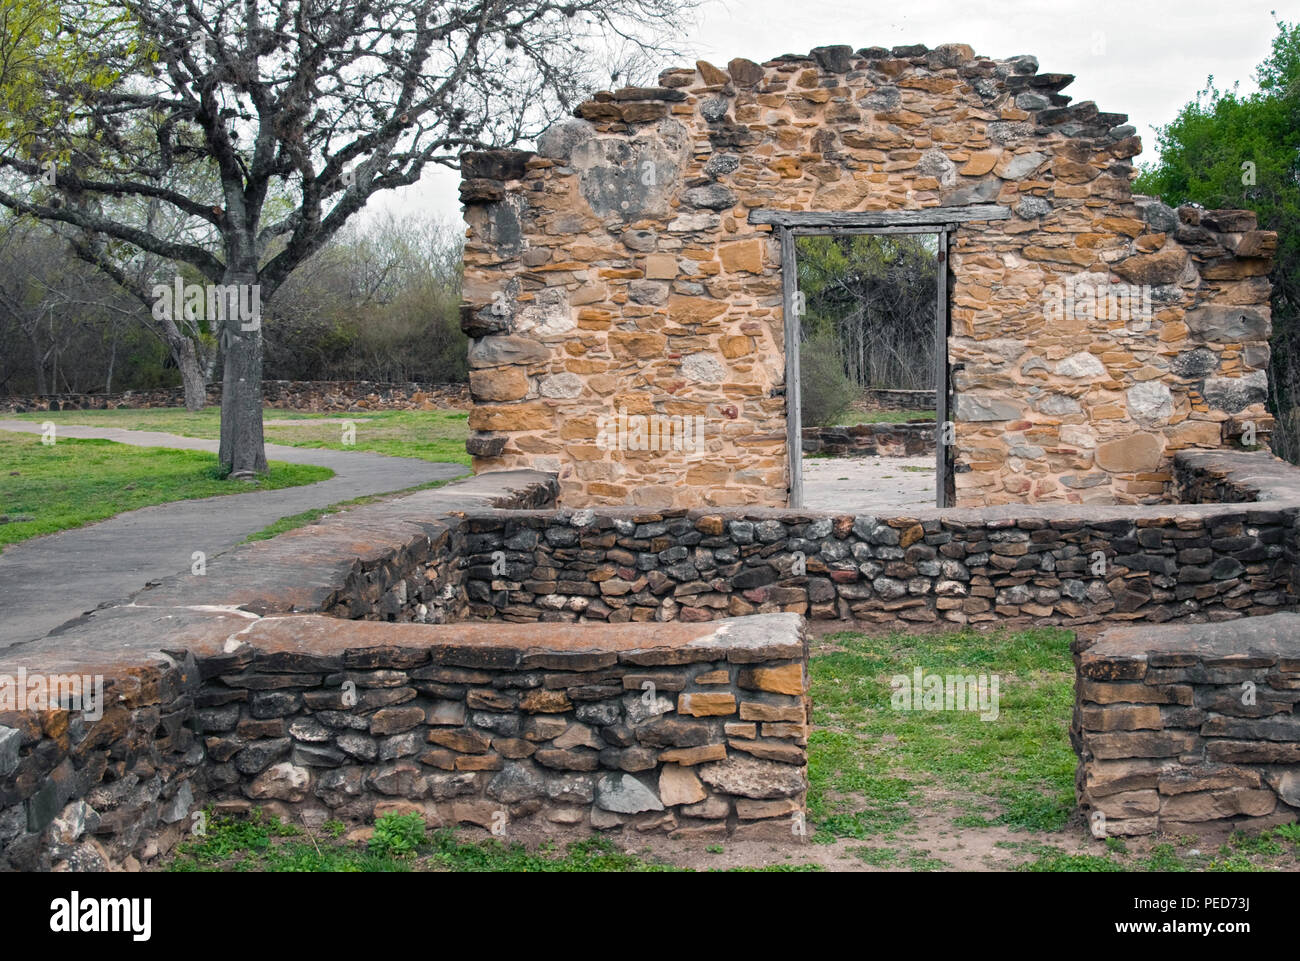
[1,380,471,414]
[459,450,1298,627]
[1074,613,1300,836]
[459,43,1276,508]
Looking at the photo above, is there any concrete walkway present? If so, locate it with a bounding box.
[0,421,466,648]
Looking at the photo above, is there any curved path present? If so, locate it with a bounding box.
[0,420,466,648]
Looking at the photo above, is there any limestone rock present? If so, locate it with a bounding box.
[697,755,805,799]
[595,772,664,813]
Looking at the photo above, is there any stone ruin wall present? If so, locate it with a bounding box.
[459,42,1276,509]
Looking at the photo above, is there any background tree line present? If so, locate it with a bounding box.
[0,209,468,396]
[1135,18,1300,462]
[0,0,692,475]
[796,233,938,426]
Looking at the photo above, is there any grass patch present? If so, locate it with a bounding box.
[837,409,934,425]
[11,407,472,466]
[808,627,1075,841]
[0,431,332,549]
[166,809,821,873]
[1019,846,1126,872]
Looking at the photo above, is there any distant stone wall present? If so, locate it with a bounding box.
[1,380,470,414]
[459,42,1276,508]
[1074,613,1300,836]
[802,421,935,457]
[859,389,936,411]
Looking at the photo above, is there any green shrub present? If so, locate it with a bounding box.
[800,334,858,427]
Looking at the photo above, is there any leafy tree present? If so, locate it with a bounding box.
[796,233,938,392]
[0,0,693,476]
[1134,18,1300,460]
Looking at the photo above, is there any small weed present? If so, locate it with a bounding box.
[369,812,427,859]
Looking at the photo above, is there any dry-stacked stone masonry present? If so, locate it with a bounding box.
[459,449,1297,627]
[459,42,1276,508]
[7,450,1300,867]
[0,472,809,870]
[0,611,809,871]
[1075,614,1300,836]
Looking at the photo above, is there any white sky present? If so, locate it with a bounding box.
[362,0,1299,231]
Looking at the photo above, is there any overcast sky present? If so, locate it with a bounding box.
[363,0,1298,230]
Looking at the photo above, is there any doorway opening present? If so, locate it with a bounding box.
[784,227,950,510]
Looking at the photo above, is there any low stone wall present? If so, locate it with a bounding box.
[198,614,808,844]
[859,389,936,412]
[802,421,935,457]
[1073,613,1300,836]
[461,451,1297,627]
[1,380,470,414]
[0,467,812,869]
[0,469,557,870]
[0,611,809,870]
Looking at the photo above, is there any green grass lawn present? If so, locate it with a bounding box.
[836,409,934,425]
[11,406,472,466]
[242,478,457,543]
[809,627,1076,842]
[0,431,332,549]
[166,809,819,873]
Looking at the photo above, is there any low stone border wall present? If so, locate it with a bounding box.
[461,450,1297,627]
[0,469,556,870]
[859,388,936,411]
[1,380,470,414]
[1073,613,1300,836]
[6,448,1300,869]
[0,609,808,870]
[802,421,935,457]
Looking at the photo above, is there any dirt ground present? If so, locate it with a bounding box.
[802,455,936,512]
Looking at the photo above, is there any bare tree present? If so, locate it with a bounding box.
[0,0,694,476]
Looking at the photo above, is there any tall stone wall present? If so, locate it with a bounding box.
[460,42,1276,508]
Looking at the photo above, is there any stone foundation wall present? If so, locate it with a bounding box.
[459,495,1294,630]
[456,451,1300,627]
[1,380,470,414]
[196,614,809,846]
[1074,613,1300,836]
[459,42,1276,508]
[802,421,935,457]
[0,612,808,870]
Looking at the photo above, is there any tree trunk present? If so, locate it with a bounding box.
[104,331,117,393]
[157,317,208,411]
[30,336,47,394]
[176,339,208,412]
[217,266,267,477]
